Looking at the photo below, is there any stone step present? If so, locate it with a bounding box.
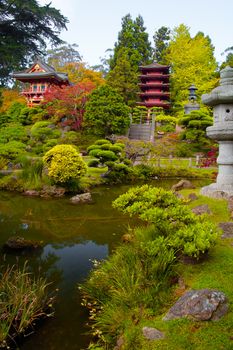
[128,123,153,141]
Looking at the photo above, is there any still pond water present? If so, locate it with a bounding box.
[0,179,211,349]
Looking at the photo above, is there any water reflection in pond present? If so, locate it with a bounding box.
[0,179,211,349]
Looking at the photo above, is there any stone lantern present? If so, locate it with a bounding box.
[184,84,200,115]
[201,66,233,198]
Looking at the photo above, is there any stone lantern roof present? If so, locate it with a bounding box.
[202,66,233,106]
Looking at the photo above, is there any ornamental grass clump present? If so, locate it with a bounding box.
[0,263,53,348]
[43,144,87,185]
[81,237,176,346]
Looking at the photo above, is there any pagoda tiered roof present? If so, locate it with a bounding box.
[137,62,170,110]
[12,58,69,84]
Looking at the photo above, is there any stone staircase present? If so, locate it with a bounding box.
[128,123,153,141]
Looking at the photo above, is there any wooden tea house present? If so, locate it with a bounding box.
[12,58,70,107]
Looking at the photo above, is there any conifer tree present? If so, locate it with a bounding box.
[107,48,139,106]
[153,26,171,63]
[108,14,152,106]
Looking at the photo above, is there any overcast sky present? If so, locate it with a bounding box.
[40,0,233,67]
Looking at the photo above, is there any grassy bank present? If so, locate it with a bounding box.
[83,188,233,350]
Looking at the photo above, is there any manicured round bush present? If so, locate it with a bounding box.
[94,139,111,145]
[100,143,111,150]
[96,150,118,163]
[109,145,123,153]
[88,159,100,167]
[87,144,102,152]
[43,144,87,184]
[114,143,125,149]
[89,149,101,158]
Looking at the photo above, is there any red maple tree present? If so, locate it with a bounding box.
[43,81,95,129]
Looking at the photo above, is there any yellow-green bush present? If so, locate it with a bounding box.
[43,144,87,184]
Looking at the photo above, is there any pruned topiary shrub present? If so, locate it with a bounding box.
[113,185,218,259]
[43,144,87,186]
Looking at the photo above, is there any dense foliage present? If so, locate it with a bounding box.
[84,85,130,136]
[153,26,171,63]
[179,109,213,147]
[165,24,218,110]
[107,14,153,105]
[43,144,87,184]
[43,82,95,128]
[113,185,218,258]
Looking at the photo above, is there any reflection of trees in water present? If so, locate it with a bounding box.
[0,191,132,245]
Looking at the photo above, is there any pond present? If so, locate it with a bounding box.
[0,179,211,349]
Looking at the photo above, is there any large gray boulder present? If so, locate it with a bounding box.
[163,289,228,321]
[219,222,233,238]
[172,179,195,192]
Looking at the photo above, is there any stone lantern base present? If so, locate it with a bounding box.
[200,183,233,199]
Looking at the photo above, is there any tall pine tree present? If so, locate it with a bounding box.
[107,14,152,106]
[153,26,171,63]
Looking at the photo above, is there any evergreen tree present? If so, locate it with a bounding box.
[221,46,233,68]
[83,85,130,136]
[107,48,139,106]
[153,26,171,63]
[0,0,68,85]
[165,24,218,111]
[110,14,152,69]
[108,14,152,106]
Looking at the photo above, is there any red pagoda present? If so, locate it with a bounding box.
[137,63,170,109]
[12,58,70,107]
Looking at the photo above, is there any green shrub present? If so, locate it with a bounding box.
[170,221,218,258]
[0,141,26,160]
[0,113,12,126]
[7,101,25,120]
[175,142,194,157]
[43,139,58,153]
[105,163,132,183]
[89,149,101,158]
[43,144,87,184]
[132,164,155,179]
[94,139,111,145]
[88,159,100,167]
[0,123,28,143]
[113,185,218,258]
[18,107,36,125]
[31,121,60,142]
[109,145,122,153]
[114,142,125,149]
[0,157,7,170]
[94,150,118,164]
[59,131,80,145]
[100,143,111,150]
[87,145,102,152]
